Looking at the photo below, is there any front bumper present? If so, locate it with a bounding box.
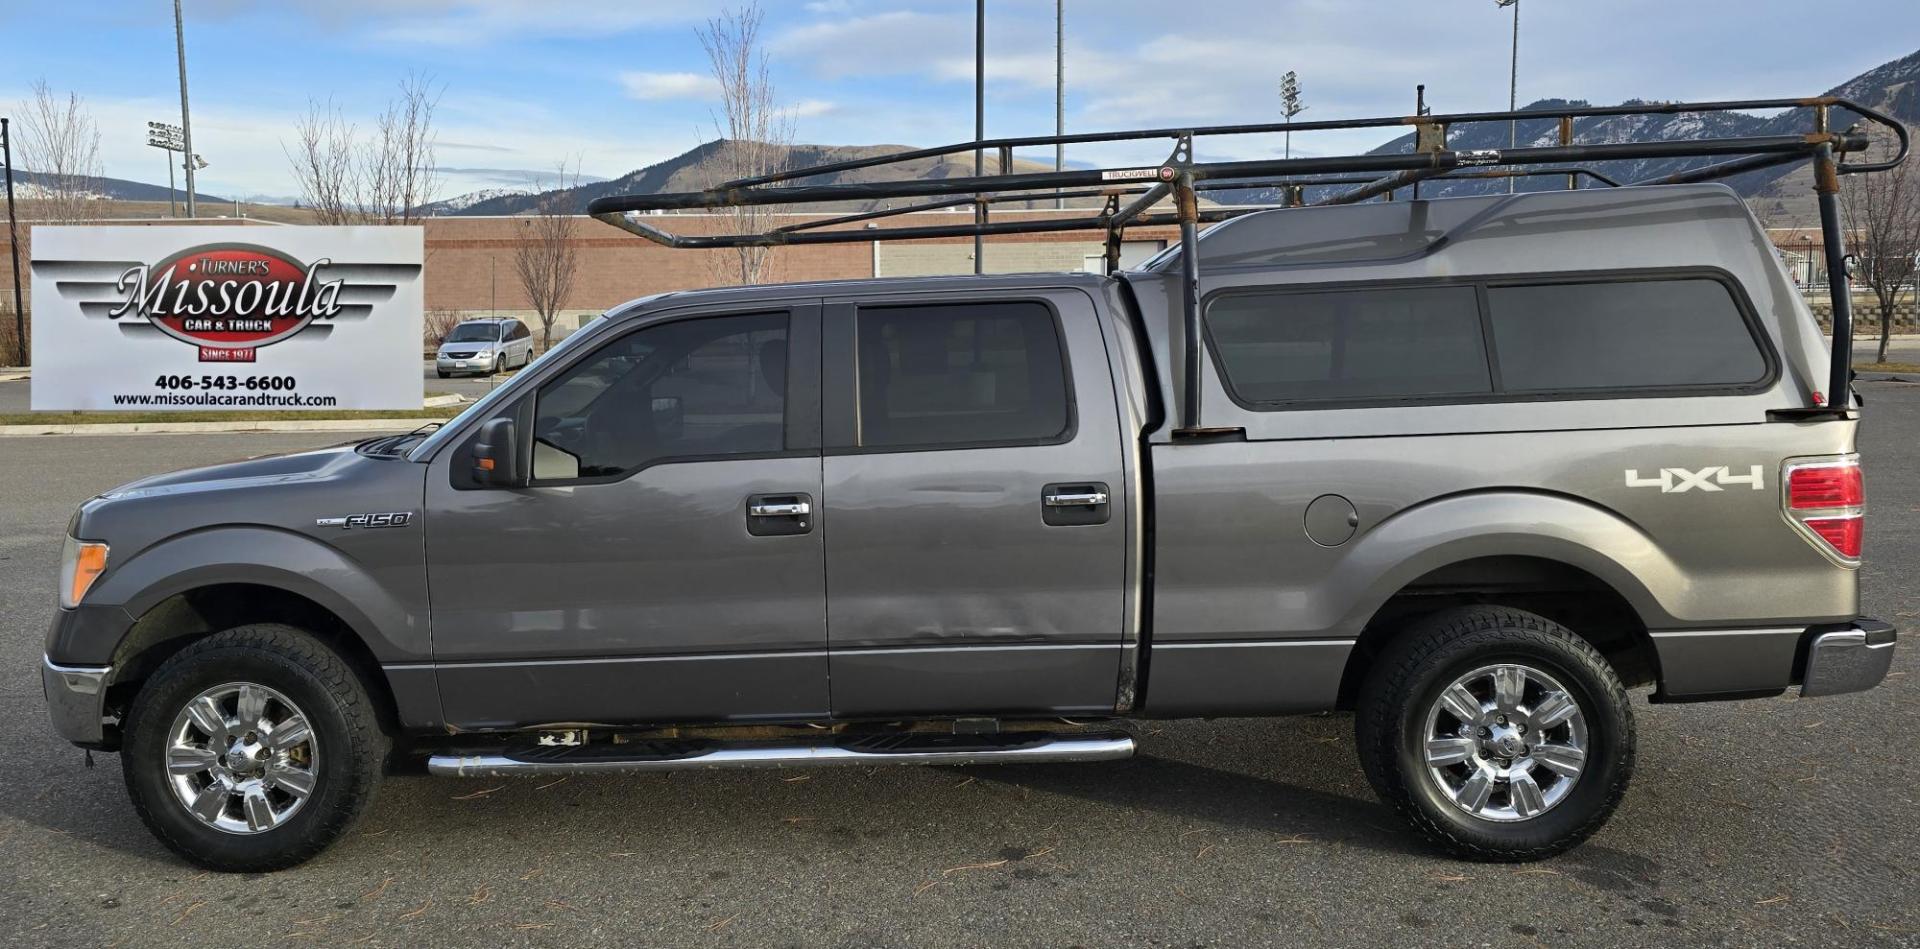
[437,353,494,371]
[42,655,112,748]
[1651,617,1898,702]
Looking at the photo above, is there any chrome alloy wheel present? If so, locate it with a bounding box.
[1421,663,1589,822]
[164,682,319,835]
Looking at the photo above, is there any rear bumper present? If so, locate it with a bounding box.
[1651,618,1897,702]
[1800,619,1897,698]
[42,655,112,748]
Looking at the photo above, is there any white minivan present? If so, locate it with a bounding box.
[436,318,535,377]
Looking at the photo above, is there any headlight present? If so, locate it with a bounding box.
[59,537,109,609]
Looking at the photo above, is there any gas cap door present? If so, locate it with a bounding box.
[1304,493,1360,547]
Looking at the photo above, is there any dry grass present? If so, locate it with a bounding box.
[1857,361,1920,374]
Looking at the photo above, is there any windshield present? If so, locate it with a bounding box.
[446,323,500,343]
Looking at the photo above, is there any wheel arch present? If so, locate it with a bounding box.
[1334,554,1659,710]
[1324,491,1681,710]
[85,526,433,742]
[104,583,404,741]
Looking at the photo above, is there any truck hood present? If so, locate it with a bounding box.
[100,441,375,502]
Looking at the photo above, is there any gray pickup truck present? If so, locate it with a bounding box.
[42,99,1907,871]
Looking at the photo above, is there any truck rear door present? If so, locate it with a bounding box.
[821,288,1130,718]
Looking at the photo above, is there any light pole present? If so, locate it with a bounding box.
[1054,0,1064,210]
[1495,0,1519,193]
[173,0,198,217]
[973,0,985,274]
[1804,234,1815,288]
[147,121,183,216]
[1279,71,1306,160]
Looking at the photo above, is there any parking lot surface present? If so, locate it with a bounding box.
[2,382,1916,948]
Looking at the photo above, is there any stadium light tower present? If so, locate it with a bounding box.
[1494,0,1519,193]
[1279,71,1306,160]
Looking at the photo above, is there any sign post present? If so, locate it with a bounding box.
[2,117,23,365]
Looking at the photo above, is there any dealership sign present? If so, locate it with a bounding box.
[31,227,423,411]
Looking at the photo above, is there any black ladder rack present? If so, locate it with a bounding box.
[586,96,1909,429]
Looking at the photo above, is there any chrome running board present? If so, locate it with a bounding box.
[426,734,1135,778]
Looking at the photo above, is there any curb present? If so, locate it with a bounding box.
[0,418,442,437]
[0,395,466,438]
[0,371,27,383]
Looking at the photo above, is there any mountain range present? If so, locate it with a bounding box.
[431,46,1918,218]
[8,169,227,207]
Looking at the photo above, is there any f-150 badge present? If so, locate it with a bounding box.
[315,512,414,529]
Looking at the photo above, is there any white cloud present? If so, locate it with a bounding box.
[786,98,837,119]
[619,71,721,102]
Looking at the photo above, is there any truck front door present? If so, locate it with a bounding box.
[424,304,827,729]
[821,291,1131,718]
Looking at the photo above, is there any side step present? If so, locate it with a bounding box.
[426,732,1135,778]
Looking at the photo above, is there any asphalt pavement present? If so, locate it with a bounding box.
[1,383,1917,947]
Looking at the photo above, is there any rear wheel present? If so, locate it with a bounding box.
[122,624,387,872]
[1356,606,1634,861]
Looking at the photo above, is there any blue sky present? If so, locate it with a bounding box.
[2,0,1913,202]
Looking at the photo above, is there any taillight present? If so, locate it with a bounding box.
[1783,455,1863,563]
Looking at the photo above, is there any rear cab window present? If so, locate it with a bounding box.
[852,301,1072,449]
[1204,271,1773,409]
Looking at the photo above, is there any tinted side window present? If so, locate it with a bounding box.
[1207,285,1490,404]
[531,313,788,481]
[511,322,530,340]
[855,302,1070,449]
[1486,279,1766,392]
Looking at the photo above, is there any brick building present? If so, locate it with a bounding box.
[4,210,1907,354]
[0,210,1180,347]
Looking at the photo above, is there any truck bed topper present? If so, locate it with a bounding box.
[586,97,1910,429]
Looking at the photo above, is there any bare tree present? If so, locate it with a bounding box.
[513,163,583,350]
[359,73,442,224]
[281,75,440,224]
[285,99,357,225]
[14,79,103,223]
[697,4,792,285]
[424,307,464,347]
[1841,125,1920,364]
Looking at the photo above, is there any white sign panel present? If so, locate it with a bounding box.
[31,226,424,411]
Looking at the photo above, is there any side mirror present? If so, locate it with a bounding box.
[471,417,527,488]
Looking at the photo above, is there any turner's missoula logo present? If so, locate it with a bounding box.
[107,244,345,362]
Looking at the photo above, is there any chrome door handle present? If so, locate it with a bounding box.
[1043,490,1109,508]
[749,501,812,517]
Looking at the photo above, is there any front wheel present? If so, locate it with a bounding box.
[1356,606,1634,861]
[121,624,388,872]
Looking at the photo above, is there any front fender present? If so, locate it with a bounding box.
[56,525,429,665]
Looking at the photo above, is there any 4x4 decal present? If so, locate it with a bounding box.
[1624,466,1764,493]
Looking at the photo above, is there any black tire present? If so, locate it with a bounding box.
[436,369,450,379]
[492,355,503,374]
[1355,606,1634,861]
[121,624,388,872]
